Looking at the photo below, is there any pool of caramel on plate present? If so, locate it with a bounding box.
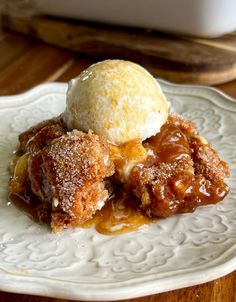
[9,190,151,235]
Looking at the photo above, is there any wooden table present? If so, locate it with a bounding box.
[0,30,235,302]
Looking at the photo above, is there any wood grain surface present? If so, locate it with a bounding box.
[0,271,235,302]
[3,12,236,85]
[0,30,235,302]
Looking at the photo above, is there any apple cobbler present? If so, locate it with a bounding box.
[8,113,229,234]
[8,60,230,234]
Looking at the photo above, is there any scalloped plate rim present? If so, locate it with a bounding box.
[0,251,235,301]
[0,79,235,104]
[0,81,236,301]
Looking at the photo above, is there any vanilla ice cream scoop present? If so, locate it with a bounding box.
[63,60,169,144]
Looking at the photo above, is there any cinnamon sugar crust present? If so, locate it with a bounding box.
[28,129,114,232]
[26,124,66,154]
[167,113,197,136]
[9,113,230,233]
[18,116,65,153]
[129,114,230,217]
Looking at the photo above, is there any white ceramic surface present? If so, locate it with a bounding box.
[0,81,236,301]
[32,0,236,37]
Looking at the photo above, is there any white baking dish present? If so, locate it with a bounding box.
[32,0,236,38]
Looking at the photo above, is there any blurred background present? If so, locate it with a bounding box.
[0,0,236,96]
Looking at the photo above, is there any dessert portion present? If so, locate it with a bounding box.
[129,114,229,218]
[8,60,230,234]
[9,119,114,232]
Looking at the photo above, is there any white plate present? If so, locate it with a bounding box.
[0,81,235,301]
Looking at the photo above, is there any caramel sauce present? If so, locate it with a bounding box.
[8,151,151,234]
[143,123,229,214]
[144,124,191,164]
[8,192,40,222]
[109,139,147,181]
[8,121,229,234]
[81,191,151,235]
[8,189,151,235]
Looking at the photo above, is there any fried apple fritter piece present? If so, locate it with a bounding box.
[129,114,230,218]
[28,130,114,232]
[9,118,66,196]
[18,116,65,153]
